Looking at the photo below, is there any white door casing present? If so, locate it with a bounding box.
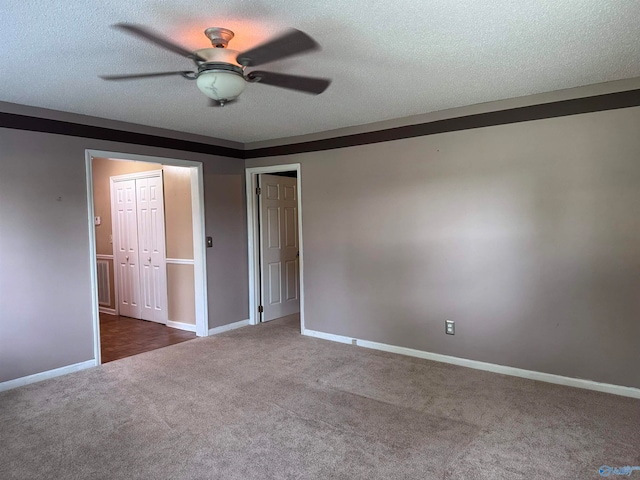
[259,174,300,322]
[136,175,168,324]
[112,179,141,319]
[110,171,168,324]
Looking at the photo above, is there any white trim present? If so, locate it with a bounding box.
[96,254,113,260]
[302,328,353,345]
[109,169,164,182]
[86,152,102,365]
[208,319,250,335]
[246,170,260,326]
[166,258,195,265]
[99,307,117,316]
[86,150,210,368]
[0,360,96,393]
[191,164,209,337]
[302,329,640,400]
[245,164,305,333]
[167,320,197,332]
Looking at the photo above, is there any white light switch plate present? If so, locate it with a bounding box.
[446,320,455,335]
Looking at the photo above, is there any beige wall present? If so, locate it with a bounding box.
[167,264,196,324]
[0,124,248,384]
[247,105,640,389]
[163,165,194,260]
[92,158,197,325]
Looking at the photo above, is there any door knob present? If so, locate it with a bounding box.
[125,255,129,261]
[148,257,152,263]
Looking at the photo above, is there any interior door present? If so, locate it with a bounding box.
[136,175,168,324]
[112,179,141,319]
[259,174,300,322]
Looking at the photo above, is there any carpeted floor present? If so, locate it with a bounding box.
[1,315,638,479]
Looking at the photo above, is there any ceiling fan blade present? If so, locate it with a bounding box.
[100,71,195,81]
[113,23,204,61]
[236,29,320,67]
[247,71,331,94]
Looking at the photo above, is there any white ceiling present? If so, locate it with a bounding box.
[2,1,639,144]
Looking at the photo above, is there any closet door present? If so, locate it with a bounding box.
[112,179,142,319]
[136,175,168,324]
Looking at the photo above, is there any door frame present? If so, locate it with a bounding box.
[110,169,167,323]
[245,164,305,333]
[85,149,210,365]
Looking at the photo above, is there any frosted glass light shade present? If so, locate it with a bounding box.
[196,71,246,101]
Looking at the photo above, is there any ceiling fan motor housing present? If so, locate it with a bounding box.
[195,47,243,67]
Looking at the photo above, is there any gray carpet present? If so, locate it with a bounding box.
[1,315,638,479]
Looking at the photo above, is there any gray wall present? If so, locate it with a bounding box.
[247,106,640,389]
[0,127,248,383]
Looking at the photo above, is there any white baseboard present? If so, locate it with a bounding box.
[302,329,640,400]
[302,328,354,345]
[0,360,97,393]
[208,319,250,336]
[99,307,117,315]
[166,320,197,333]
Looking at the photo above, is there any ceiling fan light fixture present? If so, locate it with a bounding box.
[196,70,246,102]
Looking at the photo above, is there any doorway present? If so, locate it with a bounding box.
[86,150,209,364]
[245,164,305,332]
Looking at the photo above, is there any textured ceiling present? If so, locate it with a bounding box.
[2,1,639,144]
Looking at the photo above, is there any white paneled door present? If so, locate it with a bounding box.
[259,174,300,322]
[136,176,168,323]
[111,172,168,324]
[113,179,141,319]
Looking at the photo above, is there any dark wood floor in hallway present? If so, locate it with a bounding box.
[99,314,196,363]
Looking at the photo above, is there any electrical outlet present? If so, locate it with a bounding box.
[446,320,455,335]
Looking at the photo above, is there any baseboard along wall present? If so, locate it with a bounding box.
[166,320,197,333]
[9,322,632,399]
[0,360,96,393]
[302,329,640,400]
[208,319,250,336]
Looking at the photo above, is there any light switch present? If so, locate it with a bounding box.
[446,320,455,335]
[206,236,213,248]
[94,216,101,226]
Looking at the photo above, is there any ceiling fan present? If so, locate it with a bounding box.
[101,24,332,106]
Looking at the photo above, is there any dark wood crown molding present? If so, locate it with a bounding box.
[0,112,244,159]
[1,88,639,160]
[244,89,640,158]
